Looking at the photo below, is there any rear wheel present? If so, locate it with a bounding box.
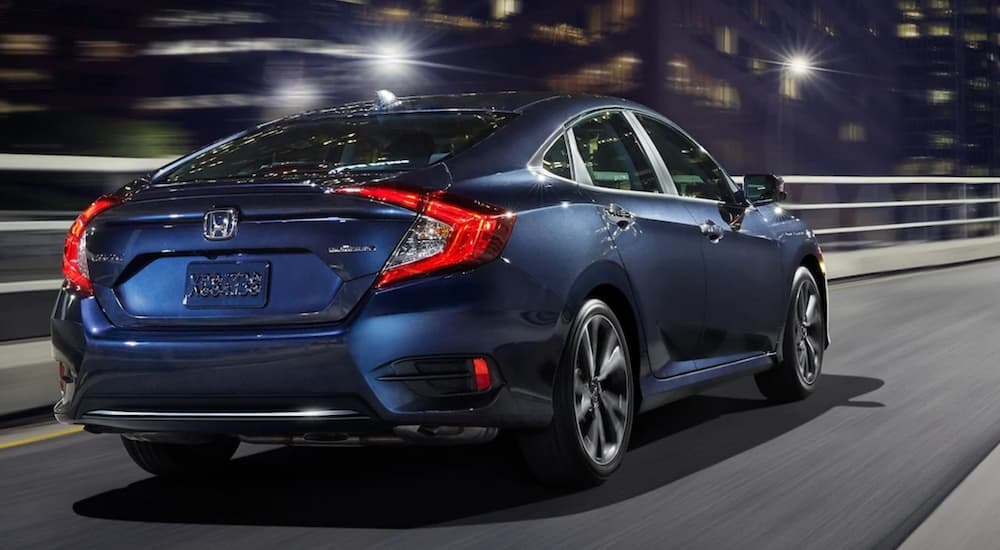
[121,436,239,477]
[519,299,634,488]
[755,266,825,402]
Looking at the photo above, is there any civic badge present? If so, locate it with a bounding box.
[203,208,238,241]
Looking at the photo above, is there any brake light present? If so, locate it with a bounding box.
[336,185,515,287]
[62,195,121,295]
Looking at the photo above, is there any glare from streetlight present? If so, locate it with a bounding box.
[372,41,410,73]
[786,55,814,77]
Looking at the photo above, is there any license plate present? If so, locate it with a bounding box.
[183,261,270,309]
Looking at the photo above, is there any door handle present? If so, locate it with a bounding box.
[699,219,725,242]
[605,204,634,228]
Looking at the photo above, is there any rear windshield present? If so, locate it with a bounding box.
[158,111,514,183]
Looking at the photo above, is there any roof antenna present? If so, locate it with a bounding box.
[374,90,400,111]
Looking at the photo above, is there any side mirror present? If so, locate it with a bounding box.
[742,174,787,205]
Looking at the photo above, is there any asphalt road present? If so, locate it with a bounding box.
[4,261,1000,549]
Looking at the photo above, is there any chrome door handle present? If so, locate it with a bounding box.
[699,220,725,242]
[605,204,634,227]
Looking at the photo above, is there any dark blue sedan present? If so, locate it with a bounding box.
[52,92,829,487]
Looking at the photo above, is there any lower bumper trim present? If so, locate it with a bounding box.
[82,409,366,421]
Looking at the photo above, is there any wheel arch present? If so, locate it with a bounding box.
[562,260,648,408]
[776,252,830,362]
[799,253,830,348]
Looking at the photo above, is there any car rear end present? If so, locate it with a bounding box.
[51,109,554,445]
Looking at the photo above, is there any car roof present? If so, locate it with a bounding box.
[279,91,655,121]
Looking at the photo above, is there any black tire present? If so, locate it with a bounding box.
[755,266,825,402]
[121,436,239,477]
[518,298,635,488]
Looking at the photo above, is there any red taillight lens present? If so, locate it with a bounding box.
[62,195,121,295]
[336,185,515,287]
[472,357,491,391]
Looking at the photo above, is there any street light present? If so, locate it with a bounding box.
[785,55,815,78]
[371,41,410,74]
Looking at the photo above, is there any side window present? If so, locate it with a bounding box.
[571,111,661,193]
[638,115,734,202]
[542,135,572,179]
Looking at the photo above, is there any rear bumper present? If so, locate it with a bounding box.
[52,262,565,436]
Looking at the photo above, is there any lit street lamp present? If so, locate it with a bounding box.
[785,55,815,78]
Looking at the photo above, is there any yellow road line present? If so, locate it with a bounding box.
[0,425,83,450]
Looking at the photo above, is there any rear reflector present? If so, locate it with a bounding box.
[472,357,491,391]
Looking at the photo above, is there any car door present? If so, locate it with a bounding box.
[566,110,707,378]
[634,114,784,367]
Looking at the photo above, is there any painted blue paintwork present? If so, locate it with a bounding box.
[53,93,826,437]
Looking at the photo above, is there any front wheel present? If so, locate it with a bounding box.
[121,436,239,477]
[755,266,825,402]
[519,299,634,488]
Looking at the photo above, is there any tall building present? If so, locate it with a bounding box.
[898,0,1000,176]
[0,0,899,176]
[636,1,899,175]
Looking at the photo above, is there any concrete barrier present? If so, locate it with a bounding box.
[0,339,57,417]
[824,237,1000,280]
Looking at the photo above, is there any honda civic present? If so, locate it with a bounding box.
[53,92,829,487]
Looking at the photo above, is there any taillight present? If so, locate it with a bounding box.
[62,195,121,295]
[335,185,515,287]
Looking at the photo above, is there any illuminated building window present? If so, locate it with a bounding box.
[780,74,801,100]
[0,100,47,113]
[901,10,924,19]
[927,89,954,104]
[491,0,520,20]
[749,57,767,74]
[548,53,641,95]
[927,0,950,9]
[839,123,867,143]
[606,0,638,32]
[963,30,987,43]
[969,78,989,90]
[897,23,919,38]
[666,55,740,110]
[927,132,955,149]
[0,34,52,55]
[926,23,951,36]
[0,68,50,82]
[897,0,918,8]
[531,23,591,46]
[715,26,737,54]
[79,41,129,61]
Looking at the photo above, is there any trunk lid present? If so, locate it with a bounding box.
[86,169,447,328]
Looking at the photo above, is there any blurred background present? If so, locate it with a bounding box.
[1,0,1000,353]
[2,1,990,190]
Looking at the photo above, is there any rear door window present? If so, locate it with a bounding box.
[570,111,661,193]
[541,135,573,179]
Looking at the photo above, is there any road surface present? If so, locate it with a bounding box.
[3,261,1000,549]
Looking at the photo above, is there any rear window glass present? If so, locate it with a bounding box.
[159,111,514,183]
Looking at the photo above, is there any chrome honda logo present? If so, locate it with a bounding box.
[203,208,238,240]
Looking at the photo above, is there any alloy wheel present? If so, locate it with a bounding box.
[572,314,630,466]
[793,282,823,385]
